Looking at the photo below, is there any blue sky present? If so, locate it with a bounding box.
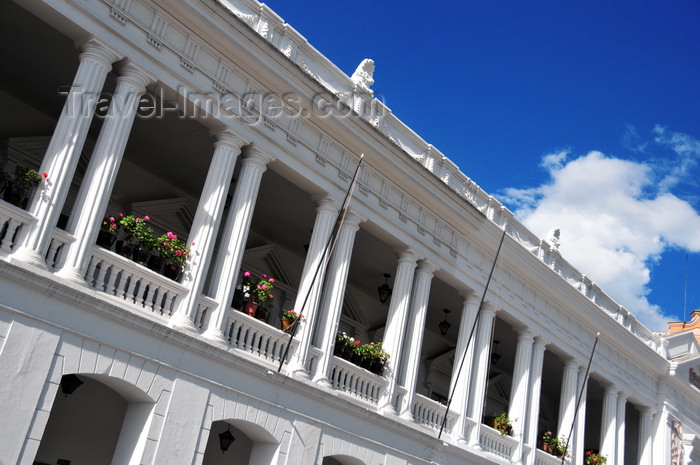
[261,0,700,331]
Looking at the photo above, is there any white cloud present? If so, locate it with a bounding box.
[501,129,700,332]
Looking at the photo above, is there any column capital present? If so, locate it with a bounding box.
[533,335,550,348]
[312,194,341,211]
[115,60,156,91]
[603,384,620,396]
[341,209,364,230]
[211,128,250,151]
[516,328,536,343]
[460,289,481,305]
[243,144,276,166]
[75,36,122,65]
[562,358,581,370]
[481,301,498,317]
[395,248,420,266]
[415,259,437,276]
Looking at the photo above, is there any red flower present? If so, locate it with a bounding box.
[42,172,48,178]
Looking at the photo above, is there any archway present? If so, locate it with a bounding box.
[34,374,154,465]
[202,420,278,465]
[322,455,367,465]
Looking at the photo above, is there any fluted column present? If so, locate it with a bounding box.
[377,249,420,412]
[524,337,547,465]
[287,196,341,374]
[466,302,497,447]
[509,329,535,464]
[616,392,627,465]
[652,406,670,465]
[600,385,619,460]
[639,407,653,465]
[558,359,580,444]
[168,130,248,330]
[573,366,588,462]
[56,61,155,282]
[398,260,435,419]
[448,292,480,441]
[12,38,122,268]
[202,146,273,341]
[310,211,363,383]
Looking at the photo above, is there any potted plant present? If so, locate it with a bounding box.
[97,216,120,249]
[240,271,275,317]
[365,341,389,376]
[584,450,607,464]
[280,309,303,332]
[540,431,558,455]
[490,412,514,436]
[334,332,359,360]
[155,231,190,280]
[3,165,47,208]
[115,214,151,258]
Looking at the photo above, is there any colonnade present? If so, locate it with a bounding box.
[7,36,664,465]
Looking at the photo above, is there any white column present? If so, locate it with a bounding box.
[398,260,435,420]
[524,337,547,465]
[287,196,341,374]
[600,385,619,461]
[652,406,670,465]
[509,329,535,464]
[639,407,653,465]
[466,302,497,447]
[558,359,580,443]
[56,61,155,282]
[377,249,420,413]
[12,38,121,268]
[310,211,363,383]
[168,130,248,330]
[202,146,273,341]
[448,292,481,442]
[616,391,627,465]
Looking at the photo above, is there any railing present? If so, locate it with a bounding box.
[329,356,388,404]
[224,308,298,366]
[86,246,188,320]
[0,199,34,255]
[412,394,456,431]
[534,448,570,465]
[479,424,518,462]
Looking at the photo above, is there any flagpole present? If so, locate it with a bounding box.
[277,154,364,372]
[560,331,600,464]
[438,228,507,439]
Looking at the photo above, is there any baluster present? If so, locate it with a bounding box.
[150,286,163,313]
[1,218,21,252]
[126,275,139,303]
[145,283,158,311]
[117,272,133,299]
[85,256,100,287]
[105,265,120,295]
[94,260,110,292]
[45,239,60,269]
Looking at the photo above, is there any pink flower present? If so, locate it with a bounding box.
[167,231,176,239]
[262,274,267,278]
[175,250,183,256]
[119,213,124,217]
[191,242,195,246]
[144,216,150,220]
[269,278,275,283]
[109,217,115,222]
[260,284,268,290]
[244,271,251,277]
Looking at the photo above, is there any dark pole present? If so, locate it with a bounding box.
[277,154,364,372]
[560,332,600,464]
[438,228,507,439]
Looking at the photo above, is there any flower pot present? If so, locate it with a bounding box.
[255,306,270,322]
[131,245,152,265]
[162,262,183,281]
[281,318,293,332]
[3,185,31,208]
[341,346,354,361]
[371,360,385,376]
[96,230,117,249]
[241,301,258,317]
[333,342,345,357]
[147,254,165,273]
[361,357,374,370]
[115,240,136,259]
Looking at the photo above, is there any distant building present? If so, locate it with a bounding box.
[0,0,698,464]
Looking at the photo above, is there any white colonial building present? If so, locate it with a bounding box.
[0,0,698,464]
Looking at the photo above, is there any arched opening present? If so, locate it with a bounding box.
[34,373,154,465]
[322,455,366,465]
[202,420,278,465]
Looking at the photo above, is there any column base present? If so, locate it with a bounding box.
[202,328,229,345]
[53,265,89,287]
[398,409,414,421]
[312,374,332,388]
[168,311,200,332]
[11,247,50,271]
